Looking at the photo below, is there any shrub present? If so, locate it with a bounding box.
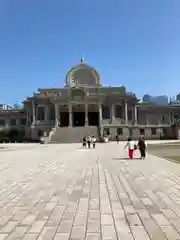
[0,127,26,143]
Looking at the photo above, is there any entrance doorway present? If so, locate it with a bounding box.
[88,104,99,126]
[73,112,85,126]
[60,112,69,127]
[88,112,99,126]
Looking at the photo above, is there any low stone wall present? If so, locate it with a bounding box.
[106,126,176,141]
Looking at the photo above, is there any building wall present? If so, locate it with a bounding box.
[102,126,175,141]
[0,104,11,110]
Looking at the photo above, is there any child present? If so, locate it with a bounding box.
[124,137,135,160]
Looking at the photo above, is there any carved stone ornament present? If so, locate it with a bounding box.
[70,77,76,87]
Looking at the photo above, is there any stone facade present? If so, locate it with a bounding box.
[1,59,180,142]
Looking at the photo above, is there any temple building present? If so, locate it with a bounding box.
[0,58,180,142]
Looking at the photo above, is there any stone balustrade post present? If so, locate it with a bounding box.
[85,103,88,126]
[111,104,115,122]
[99,103,103,126]
[55,104,59,126]
[134,105,137,124]
[69,103,72,127]
[32,101,36,125]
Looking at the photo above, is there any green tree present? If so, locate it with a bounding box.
[12,103,23,109]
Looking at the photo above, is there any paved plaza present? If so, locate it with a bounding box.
[0,143,180,239]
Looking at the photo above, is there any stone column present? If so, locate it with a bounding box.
[134,105,137,124]
[158,115,161,125]
[146,115,149,125]
[99,103,103,125]
[32,101,36,125]
[16,119,19,126]
[69,103,72,127]
[124,100,128,125]
[55,103,59,126]
[171,112,174,124]
[85,103,88,126]
[111,104,115,122]
[5,118,9,128]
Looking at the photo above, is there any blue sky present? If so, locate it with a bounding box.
[0,0,180,104]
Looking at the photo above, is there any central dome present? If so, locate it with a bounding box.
[65,60,100,87]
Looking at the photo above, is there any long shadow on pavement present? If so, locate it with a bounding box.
[112,157,144,160]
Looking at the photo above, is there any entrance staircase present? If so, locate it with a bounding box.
[48,126,100,143]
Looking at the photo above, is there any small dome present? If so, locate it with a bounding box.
[65,61,100,87]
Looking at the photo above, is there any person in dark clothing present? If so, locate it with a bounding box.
[82,136,86,148]
[116,135,119,143]
[138,137,146,159]
[92,136,96,149]
[87,136,91,148]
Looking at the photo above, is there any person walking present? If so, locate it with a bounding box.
[138,137,146,159]
[92,136,96,149]
[116,135,119,143]
[124,137,135,160]
[82,136,86,148]
[87,135,91,149]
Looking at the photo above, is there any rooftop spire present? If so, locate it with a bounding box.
[80,56,85,63]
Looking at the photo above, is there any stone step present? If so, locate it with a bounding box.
[49,126,100,143]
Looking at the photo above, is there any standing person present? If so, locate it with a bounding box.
[124,137,135,160]
[87,135,91,149]
[116,135,119,143]
[82,136,86,148]
[92,136,96,149]
[138,137,146,159]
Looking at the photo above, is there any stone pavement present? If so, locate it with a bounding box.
[0,143,180,239]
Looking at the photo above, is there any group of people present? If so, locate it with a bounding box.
[124,137,147,160]
[82,136,96,149]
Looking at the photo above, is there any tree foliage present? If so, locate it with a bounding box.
[12,103,23,109]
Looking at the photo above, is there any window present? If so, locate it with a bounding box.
[10,118,17,126]
[37,129,44,137]
[128,110,132,121]
[37,107,45,121]
[0,119,5,126]
[115,105,123,118]
[140,129,145,135]
[102,105,110,119]
[104,128,110,135]
[117,128,123,135]
[163,128,167,134]
[19,118,26,126]
[50,107,55,120]
[151,128,156,135]
[129,128,132,136]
